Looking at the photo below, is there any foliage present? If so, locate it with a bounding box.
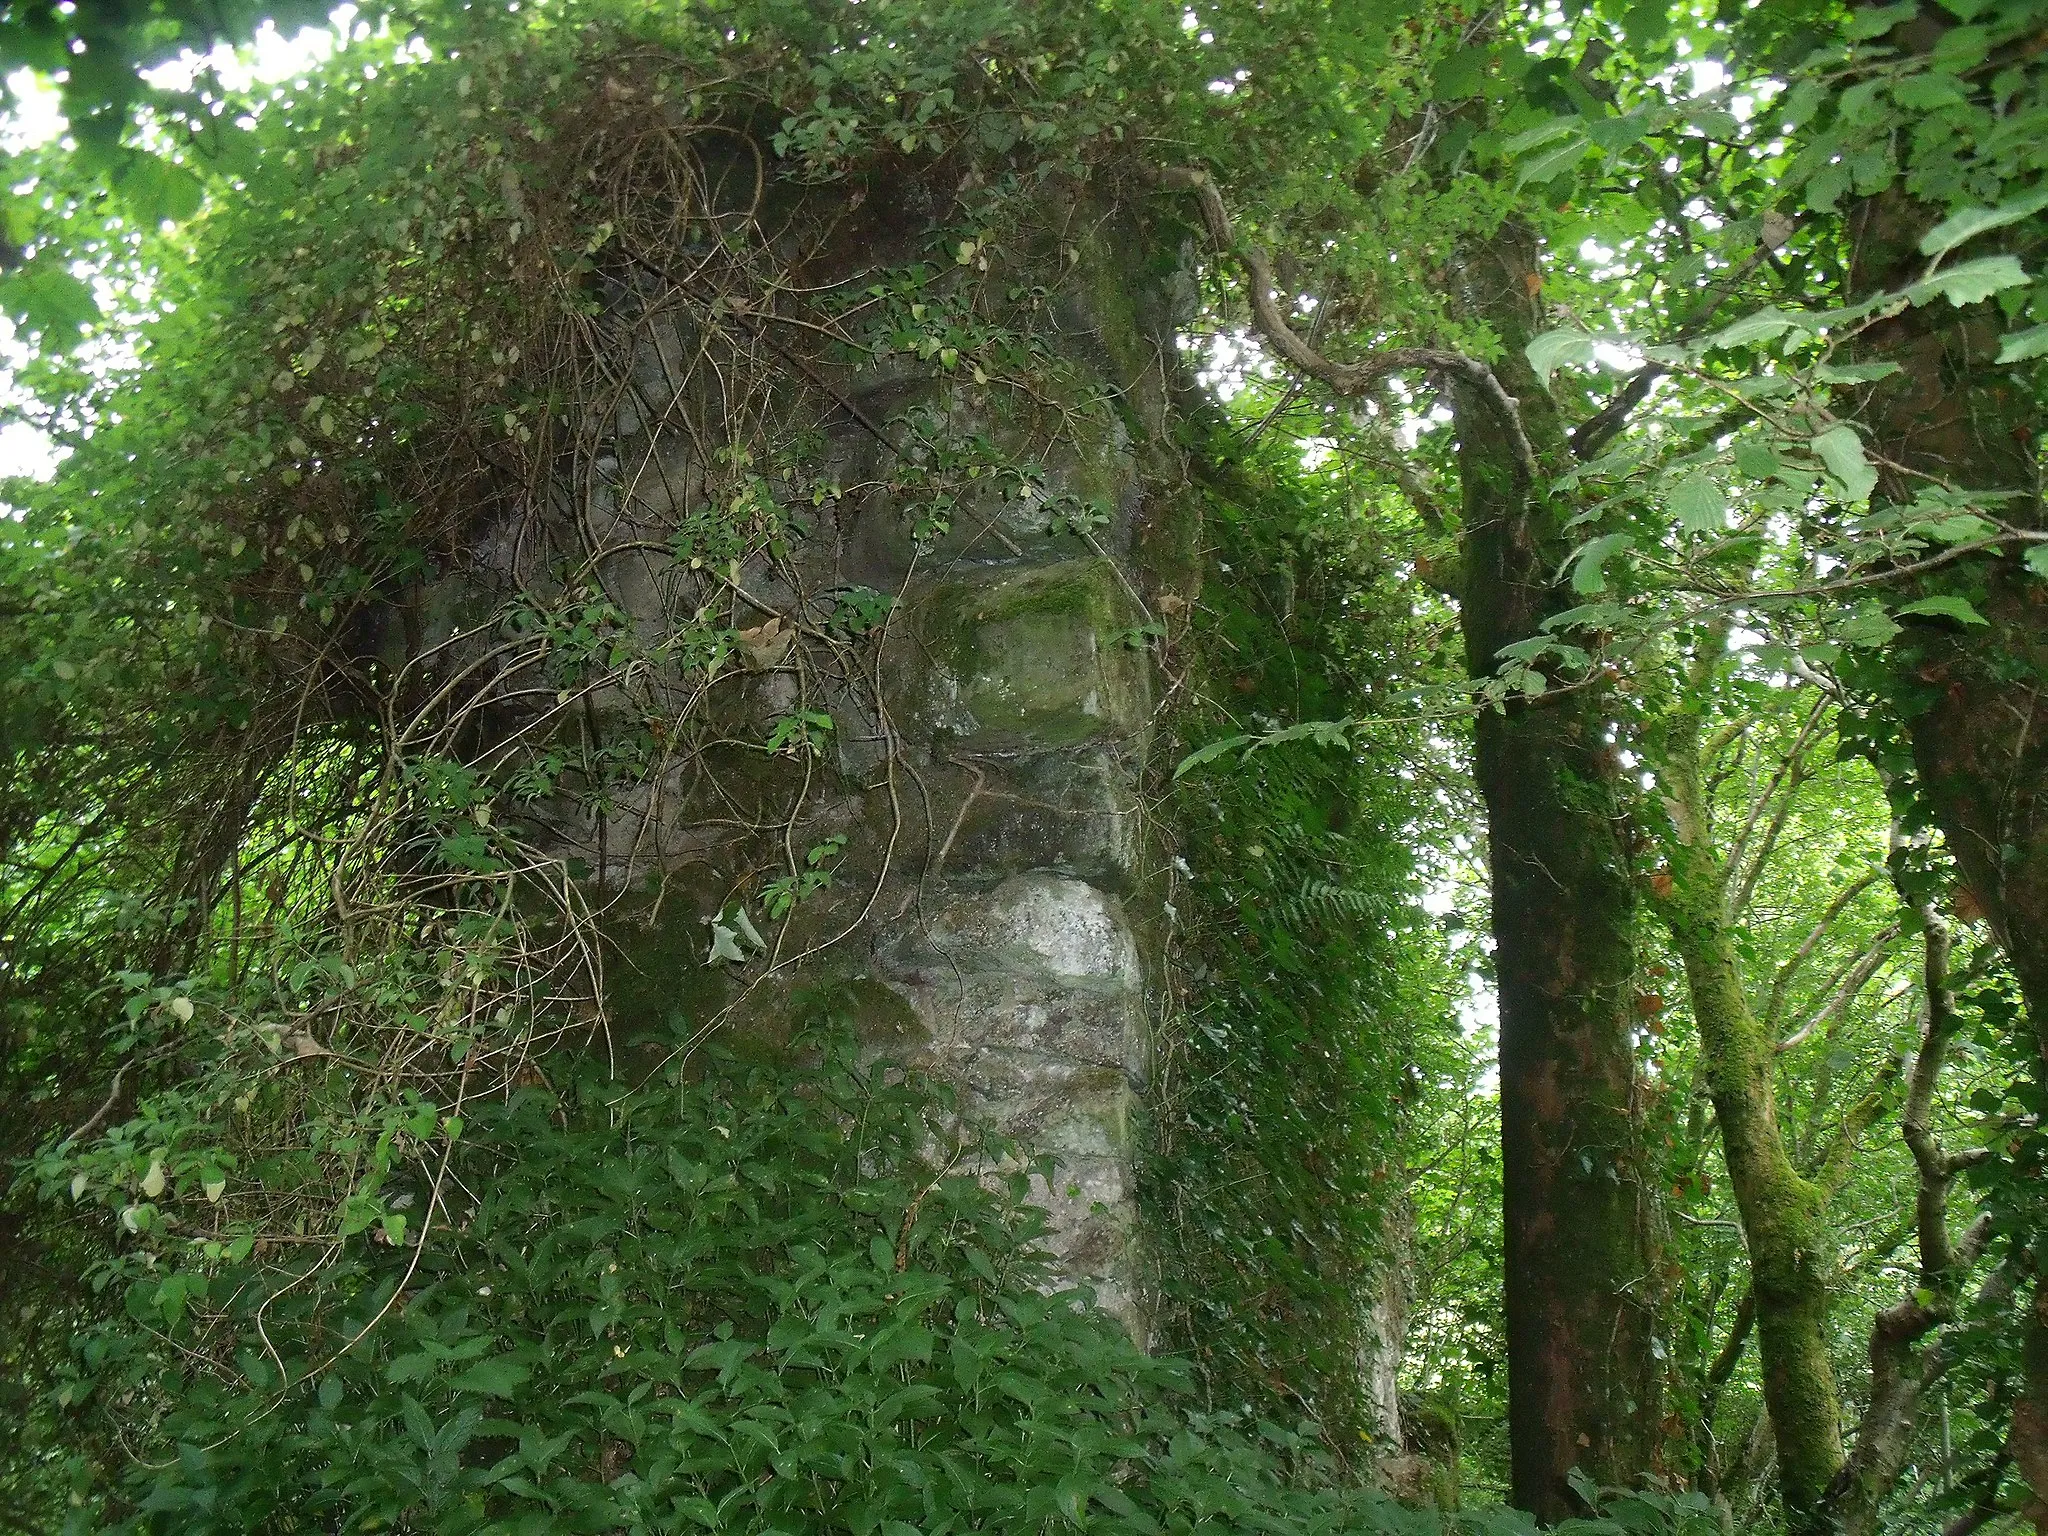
[1146,420,1459,1459]
[58,1021,1712,1536]
[6,0,2048,1529]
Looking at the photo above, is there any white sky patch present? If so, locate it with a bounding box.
[1593,340,1645,372]
[1688,57,1729,97]
[143,5,354,93]
[1398,402,1453,450]
[2,68,64,152]
[0,417,60,483]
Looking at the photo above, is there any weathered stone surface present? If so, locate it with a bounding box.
[874,873,1147,1327]
[392,178,1188,1333]
[905,558,1149,752]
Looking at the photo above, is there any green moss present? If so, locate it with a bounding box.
[727,974,930,1055]
[918,557,1148,750]
[602,893,735,1042]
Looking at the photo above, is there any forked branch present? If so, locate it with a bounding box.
[1153,165,1540,482]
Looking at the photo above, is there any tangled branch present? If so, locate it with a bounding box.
[1151,164,1540,482]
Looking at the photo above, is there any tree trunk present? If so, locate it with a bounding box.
[1846,36,2048,1508]
[1453,220,1664,1519]
[1650,706,1844,1532]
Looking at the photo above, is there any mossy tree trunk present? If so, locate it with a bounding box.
[1648,691,1844,1534]
[1452,221,1664,1520]
[1847,15,2048,1512]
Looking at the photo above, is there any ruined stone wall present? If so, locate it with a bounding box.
[389,169,1196,1332]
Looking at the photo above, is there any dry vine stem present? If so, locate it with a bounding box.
[1150,164,1542,482]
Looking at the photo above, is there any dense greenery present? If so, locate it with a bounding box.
[5,0,2048,1531]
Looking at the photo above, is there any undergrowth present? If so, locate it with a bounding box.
[67,1021,1713,1536]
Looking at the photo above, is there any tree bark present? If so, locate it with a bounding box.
[1846,43,2048,1510]
[1453,220,1664,1519]
[1649,704,1844,1533]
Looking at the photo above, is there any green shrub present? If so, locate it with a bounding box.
[70,1024,1714,1536]
[80,1028,1319,1533]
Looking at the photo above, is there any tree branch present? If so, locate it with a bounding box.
[1153,165,1540,482]
[1822,907,2001,1536]
[1763,870,1885,1037]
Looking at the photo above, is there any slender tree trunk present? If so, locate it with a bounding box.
[1453,220,1663,1519]
[1650,705,1844,1532]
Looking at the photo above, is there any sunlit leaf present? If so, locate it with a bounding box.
[1997,323,2048,364]
[1526,328,1597,383]
[1905,254,2029,308]
[1667,473,1727,533]
[1810,425,1877,502]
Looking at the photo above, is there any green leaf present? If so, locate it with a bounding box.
[1810,425,1877,502]
[1733,440,1781,479]
[1905,254,2030,308]
[1846,1,1918,39]
[1896,594,1989,626]
[1526,328,1597,383]
[1501,116,1581,156]
[705,920,746,965]
[1708,307,1807,350]
[1431,45,1490,102]
[1571,533,1633,594]
[2,253,99,340]
[1836,603,1901,648]
[1908,191,2039,257]
[117,153,208,227]
[1668,473,1727,533]
[1910,513,1993,544]
[1540,602,1629,633]
[1997,323,2048,364]
[1813,361,1902,384]
[1172,734,1252,780]
[451,1357,532,1398]
[1515,137,1589,188]
[2025,544,2048,578]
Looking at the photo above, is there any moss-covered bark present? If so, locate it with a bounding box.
[1649,709,1844,1533]
[1452,221,1663,1519]
[1845,17,2048,1508]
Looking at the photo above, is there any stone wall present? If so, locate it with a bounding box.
[385,174,1194,1332]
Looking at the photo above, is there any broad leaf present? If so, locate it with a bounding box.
[1895,594,1989,626]
[451,1357,532,1398]
[1836,605,1902,648]
[2,254,98,340]
[1708,307,1807,350]
[1917,186,2048,256]
[1810,425,1877,502]
[1905,254,2029,308]
[1526,328,1597,383]
[1172,733,1252,780]
[1570,533,1633,594]
[1667,473,1727,533]
[1997,323,2048,364]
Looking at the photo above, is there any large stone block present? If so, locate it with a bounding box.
[906,558,1150,752]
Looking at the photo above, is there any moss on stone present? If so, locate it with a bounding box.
[915,557,1148,751]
